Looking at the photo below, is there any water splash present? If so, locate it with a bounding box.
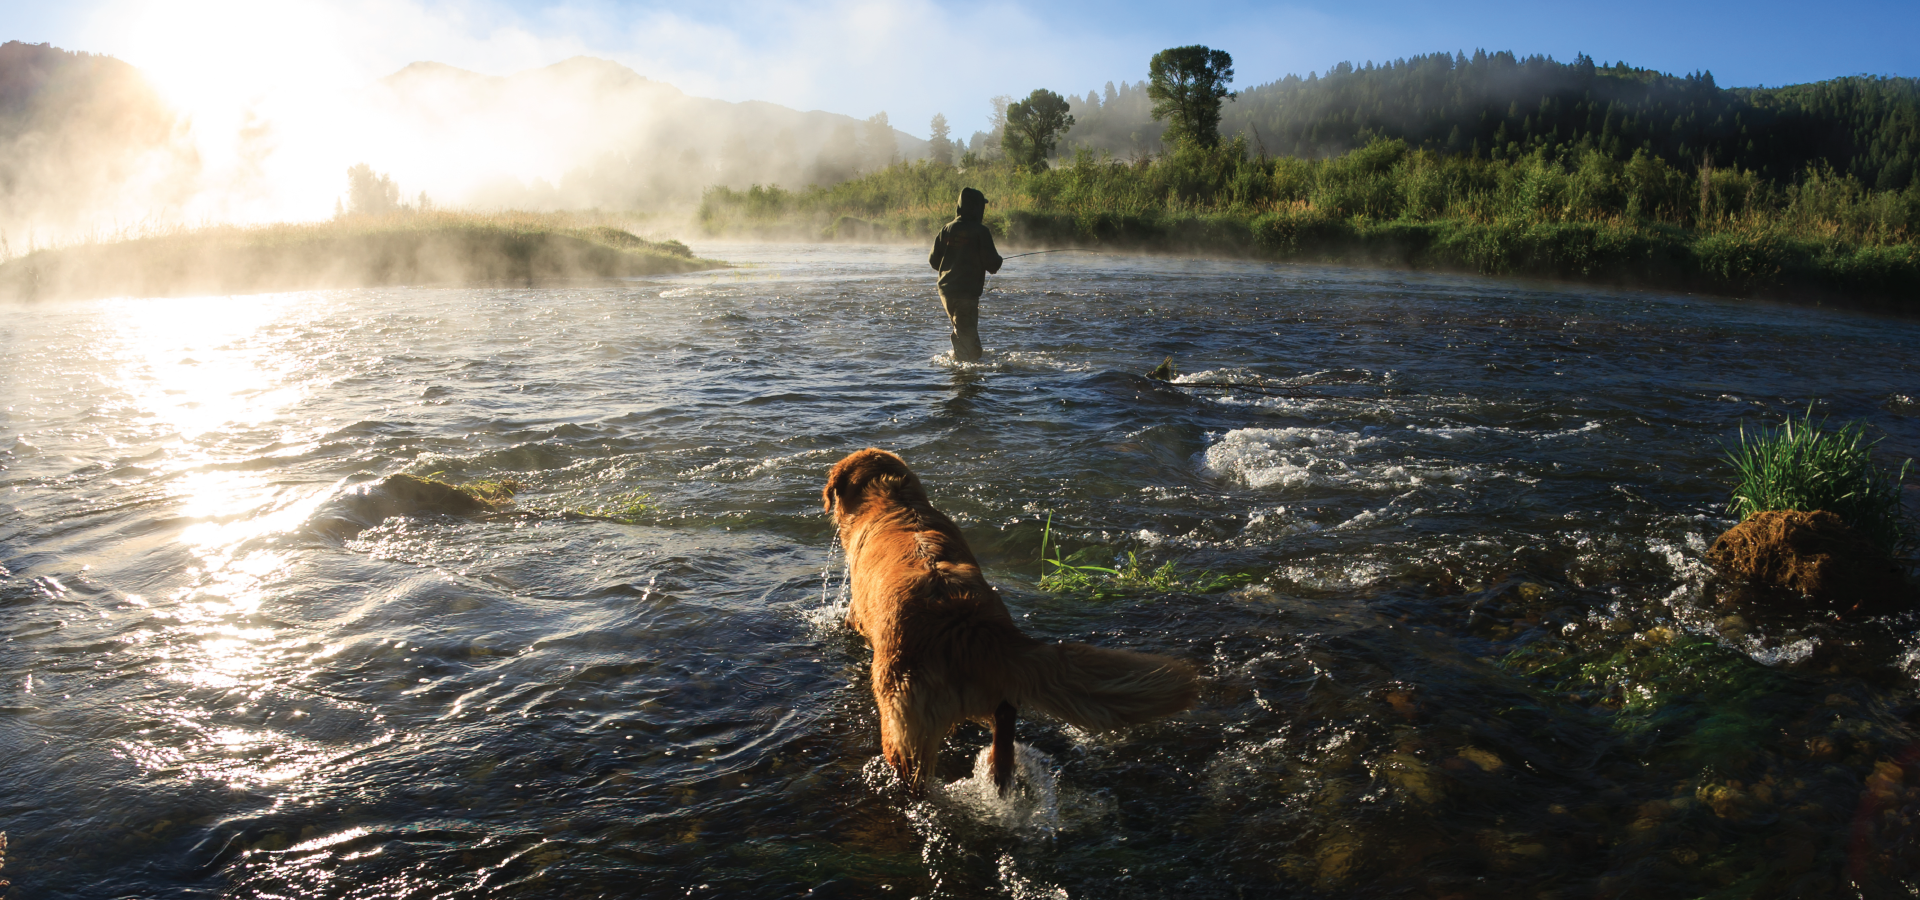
[996,853,1071,900]
[802,530,850,635]
[944,741,1121,843]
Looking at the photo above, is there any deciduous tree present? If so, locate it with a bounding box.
[1148,45,1235,149]
[1001,89,1075,170]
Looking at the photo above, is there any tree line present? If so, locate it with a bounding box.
[1222,51,1920,191]
[702,44,1918,304]
[915,46,1919,198]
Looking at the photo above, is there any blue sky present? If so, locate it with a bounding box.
[7,0,1917,139]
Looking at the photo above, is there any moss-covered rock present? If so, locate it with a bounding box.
[309,473,522,540]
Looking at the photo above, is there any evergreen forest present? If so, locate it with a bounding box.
[1052,51,1919,194]
[1210,51,1919,192]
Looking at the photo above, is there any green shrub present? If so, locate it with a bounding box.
[1724,408,1914,558]
[1251,205,1350,253]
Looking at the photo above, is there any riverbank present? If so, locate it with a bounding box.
[0,211,726,301]
[699,140,1920,311]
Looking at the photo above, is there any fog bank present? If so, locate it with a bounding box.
[0,41,930,247]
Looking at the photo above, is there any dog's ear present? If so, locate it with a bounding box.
[823,458,854,517]
[824,450,874,517]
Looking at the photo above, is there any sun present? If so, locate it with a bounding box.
[75,0,401,222]
[86,0,362,115]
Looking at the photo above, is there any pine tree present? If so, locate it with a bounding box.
[928,113,954,165]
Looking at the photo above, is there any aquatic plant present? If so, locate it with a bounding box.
[1723,408,1913,558]
[575,489,652,525]
[457,477,526,507]
[408,473,524,511]
[1036,513,1251,597]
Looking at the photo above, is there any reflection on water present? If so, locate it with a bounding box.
[945,369,987,413]
[1,245,1917,898]
[92,294,348,800]
[106,293,308,442]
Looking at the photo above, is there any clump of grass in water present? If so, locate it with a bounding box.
[1036,512,1252,598]
[575,489,652,525]
[414,472,524,510]
[459,478,525,507]
[1724,406,1914,558]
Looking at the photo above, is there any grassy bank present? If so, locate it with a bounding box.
[0,210,726,301]
[700,139,1920,309]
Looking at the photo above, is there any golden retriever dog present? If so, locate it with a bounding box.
[823,448,1200,796]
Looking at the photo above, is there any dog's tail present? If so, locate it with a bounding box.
[1010,642,1200,732]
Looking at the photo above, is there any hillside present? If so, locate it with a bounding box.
[0,44,937,241]
[1049,51,1920,191]
[0,41,198,241]
[370,56,934,208]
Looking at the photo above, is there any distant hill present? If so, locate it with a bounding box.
[0,46,934,237]
[1054,51,1920,191]
[0,41,197,242]
[370,56,932,208]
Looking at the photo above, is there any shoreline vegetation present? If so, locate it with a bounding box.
[0,210,726,301]
[6,41,1916,307]
[698,138,1920,310]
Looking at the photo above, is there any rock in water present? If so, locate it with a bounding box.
[308,473,516,540]
[363,473,495,517]
[1707,509,1910,614]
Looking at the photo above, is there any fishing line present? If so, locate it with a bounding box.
[1160,381,1339,399]
[998,245,1105,259]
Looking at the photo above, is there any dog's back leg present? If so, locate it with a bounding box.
[991,701,1017,796]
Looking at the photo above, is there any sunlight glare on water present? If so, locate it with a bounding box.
[1,244,1917,898]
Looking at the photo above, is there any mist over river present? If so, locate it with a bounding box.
[4,244,1920,898]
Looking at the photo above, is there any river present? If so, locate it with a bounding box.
[3,243,1918,898]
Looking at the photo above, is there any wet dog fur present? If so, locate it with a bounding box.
[823,448,1199,796]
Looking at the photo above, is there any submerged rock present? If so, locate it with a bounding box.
[1707,509,1911,614]
[309,473,520,540]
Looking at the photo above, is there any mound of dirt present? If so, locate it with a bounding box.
[1708,509,1911,615]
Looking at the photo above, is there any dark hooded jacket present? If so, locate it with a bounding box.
[928,187,1002,297]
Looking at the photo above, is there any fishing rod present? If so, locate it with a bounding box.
[1000,248,1106,261]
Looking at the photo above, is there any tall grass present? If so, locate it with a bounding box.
[1724,409,1914,558]
[0,209,720,301]
[699,138,1920,303]
[1036,513,1253,598]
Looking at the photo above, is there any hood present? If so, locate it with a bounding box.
[955,187,988,221]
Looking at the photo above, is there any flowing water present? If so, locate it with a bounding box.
[3,243,1919,899]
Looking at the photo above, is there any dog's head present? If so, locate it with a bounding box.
[823,448,927,523]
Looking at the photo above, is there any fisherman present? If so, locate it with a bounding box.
[927,187,1003,362]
